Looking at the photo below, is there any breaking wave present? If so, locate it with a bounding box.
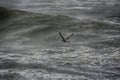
[0,7,120,80]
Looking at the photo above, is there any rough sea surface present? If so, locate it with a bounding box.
[0,0,120,80]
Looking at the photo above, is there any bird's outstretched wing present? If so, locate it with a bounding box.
[66,33,74,40]
[59,32,66,41]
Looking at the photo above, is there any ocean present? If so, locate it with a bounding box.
[0,0,120,80]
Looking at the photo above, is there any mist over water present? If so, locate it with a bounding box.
[0,0,120,80]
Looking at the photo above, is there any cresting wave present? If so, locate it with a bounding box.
[0,7,120,80]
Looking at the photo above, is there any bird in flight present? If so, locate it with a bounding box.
[59,32,74,42]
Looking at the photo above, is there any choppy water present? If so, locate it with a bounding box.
[0,1,120,80]
[0,0,120,16]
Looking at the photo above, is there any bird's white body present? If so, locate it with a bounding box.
[59,32,74,42]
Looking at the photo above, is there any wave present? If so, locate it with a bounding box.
[0,7,120,80]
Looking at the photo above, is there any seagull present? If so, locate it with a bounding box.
[59,32,74,42]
